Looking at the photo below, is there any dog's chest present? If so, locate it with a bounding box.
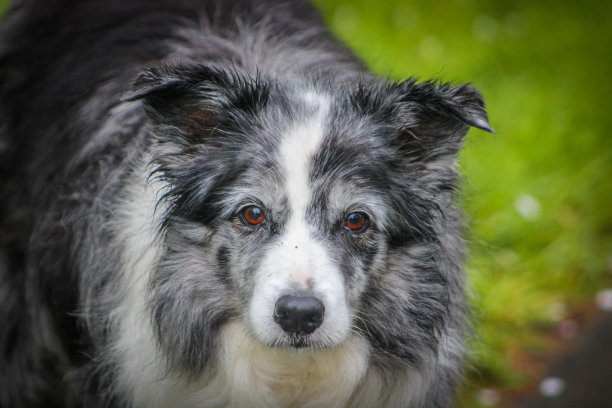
[189,322,371,408]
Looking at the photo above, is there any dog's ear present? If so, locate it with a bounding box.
[124,64,270,140]
[123,65,270,201]
[394,80,493,159]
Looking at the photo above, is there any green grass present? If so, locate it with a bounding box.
[313,0,612,403]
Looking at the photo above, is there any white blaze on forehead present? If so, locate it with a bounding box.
[248,91,350,347]
[278,91,330,223]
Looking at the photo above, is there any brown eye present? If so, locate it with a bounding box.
[242,205,265,226]
[345,212,368,231]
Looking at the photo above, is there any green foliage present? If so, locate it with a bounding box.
[314,0,612,402]
[0,0,8,16]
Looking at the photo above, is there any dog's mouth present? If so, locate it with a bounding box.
[277,338,306,349]
[267,332,335,350]
[286,334,314,349]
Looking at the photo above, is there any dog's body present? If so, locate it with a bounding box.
[0,0,491,407]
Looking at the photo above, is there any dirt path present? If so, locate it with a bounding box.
[514,312,612,408]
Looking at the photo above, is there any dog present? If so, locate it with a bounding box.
[0,0,492,407]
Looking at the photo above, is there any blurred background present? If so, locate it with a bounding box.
[1,0,610,406]
[311,0,612,406]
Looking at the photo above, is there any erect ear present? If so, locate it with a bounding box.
[123,64,270,140]
[395,80,493,159]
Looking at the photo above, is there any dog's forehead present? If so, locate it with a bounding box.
[276,90,330,217]
[219,85,398,222]
[268,88,393,215]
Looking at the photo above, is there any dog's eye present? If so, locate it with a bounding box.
[345,212,368,232]
[241,205,265,226]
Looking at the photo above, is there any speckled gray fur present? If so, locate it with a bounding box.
[0,0,491,406]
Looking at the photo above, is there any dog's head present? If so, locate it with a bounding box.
[126,64,492,374]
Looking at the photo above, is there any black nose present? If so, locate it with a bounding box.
[274,295,325,335]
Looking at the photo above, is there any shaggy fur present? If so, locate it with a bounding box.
[0,0,492,407]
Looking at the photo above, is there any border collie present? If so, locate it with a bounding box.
[0,0,492,406]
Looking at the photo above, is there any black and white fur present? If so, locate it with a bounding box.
[0,0,492,407]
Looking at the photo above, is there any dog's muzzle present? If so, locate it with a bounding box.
[273,294,325,335]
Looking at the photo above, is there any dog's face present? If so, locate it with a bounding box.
[128,65,491,374]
